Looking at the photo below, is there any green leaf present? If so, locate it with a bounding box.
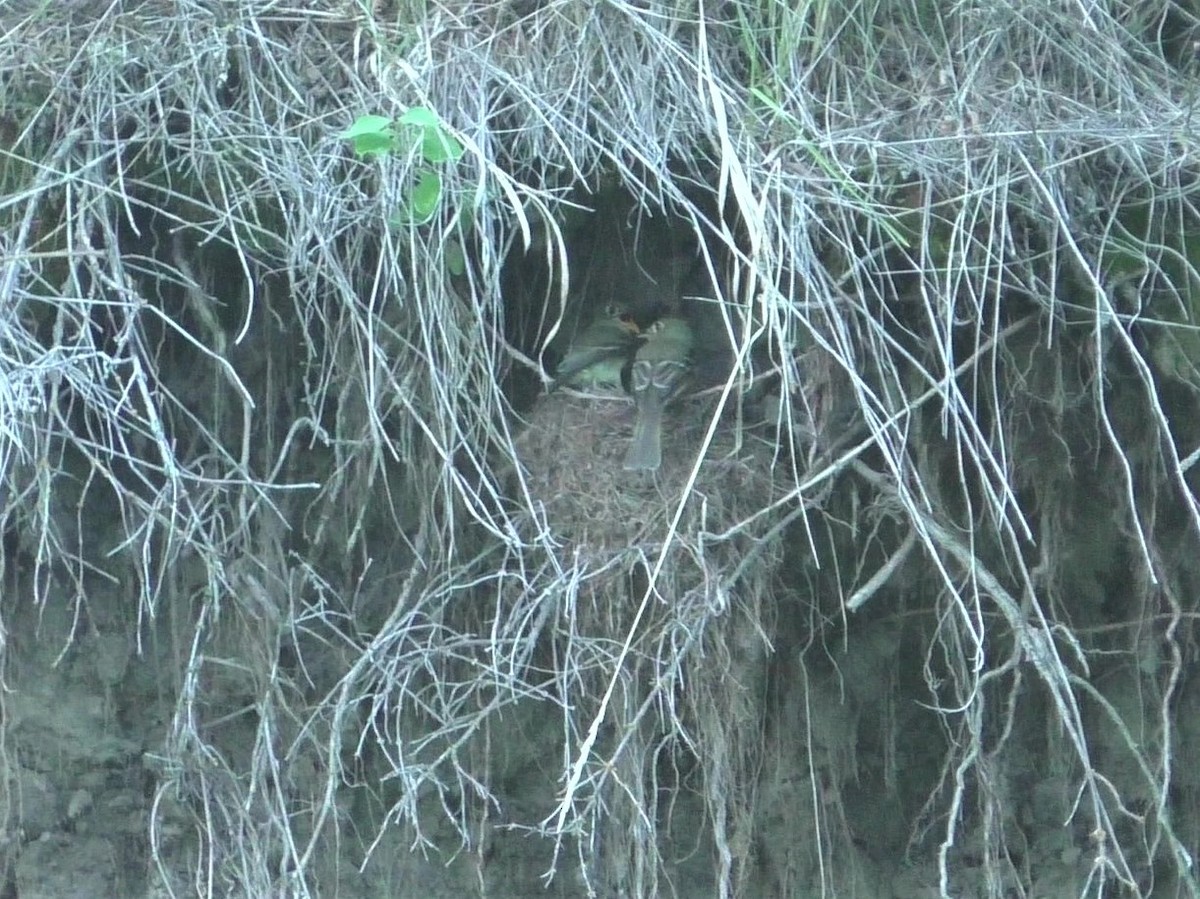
[398,106,463,163]
[340,115,393,139]
[352,133,397,158]
[398,107,439,128]
[339,115,395,158]
[407,171,442,223]
[446,240,466,276]
[420,125,464,164]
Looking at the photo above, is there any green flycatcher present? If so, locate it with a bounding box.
[623,315,693,471]
[566,352,629,391]
[552,306,642,390]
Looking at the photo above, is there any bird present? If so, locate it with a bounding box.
[623,315,694,471]
[552,305,643,390]
[564,351,630,392]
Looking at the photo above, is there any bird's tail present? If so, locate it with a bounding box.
[624,390,665,471]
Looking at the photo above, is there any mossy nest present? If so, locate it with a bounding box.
[513,385,785,603]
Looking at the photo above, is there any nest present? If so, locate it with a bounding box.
[514,386,781,570]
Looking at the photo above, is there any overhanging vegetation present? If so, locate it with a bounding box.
[2,1,1200,896]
